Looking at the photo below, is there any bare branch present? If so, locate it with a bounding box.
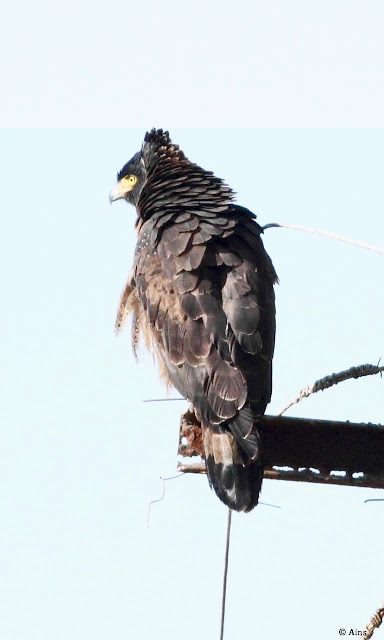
[262,222,384,256]
[277,363,384,416]
[177,461,206,474]
[362,602,384,639]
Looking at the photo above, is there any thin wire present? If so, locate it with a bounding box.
[262,222,384,256]
[219,508,232,640]
[143,398,185,403]
[146,474,184,527]
[259,501,282,509]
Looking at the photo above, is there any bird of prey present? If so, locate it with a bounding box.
[110,129,277,512]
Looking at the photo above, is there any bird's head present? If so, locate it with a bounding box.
[109,129,185,208]
[109,151,146,206]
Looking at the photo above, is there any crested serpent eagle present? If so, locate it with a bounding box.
[110,129,277,512]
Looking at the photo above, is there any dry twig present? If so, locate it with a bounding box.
[277,363,383,416]
[362,602,384,639]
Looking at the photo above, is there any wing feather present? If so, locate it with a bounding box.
[127,204,276,498]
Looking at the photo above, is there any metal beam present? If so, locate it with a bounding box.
[177,411,384,489]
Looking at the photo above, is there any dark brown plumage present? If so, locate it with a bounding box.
[110,129,277,512]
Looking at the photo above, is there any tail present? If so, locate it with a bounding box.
[202,423,263,512]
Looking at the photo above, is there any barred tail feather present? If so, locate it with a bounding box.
[202,427,263,512]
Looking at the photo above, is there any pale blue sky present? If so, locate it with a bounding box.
[1,0,384,128]
[2,0,384,638]
[1,128,383,640]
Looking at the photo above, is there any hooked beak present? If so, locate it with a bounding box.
[109,180,128,203]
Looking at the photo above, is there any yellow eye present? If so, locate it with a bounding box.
[127,175,137,185]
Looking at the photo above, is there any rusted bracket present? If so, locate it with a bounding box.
[178,410,384,489]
